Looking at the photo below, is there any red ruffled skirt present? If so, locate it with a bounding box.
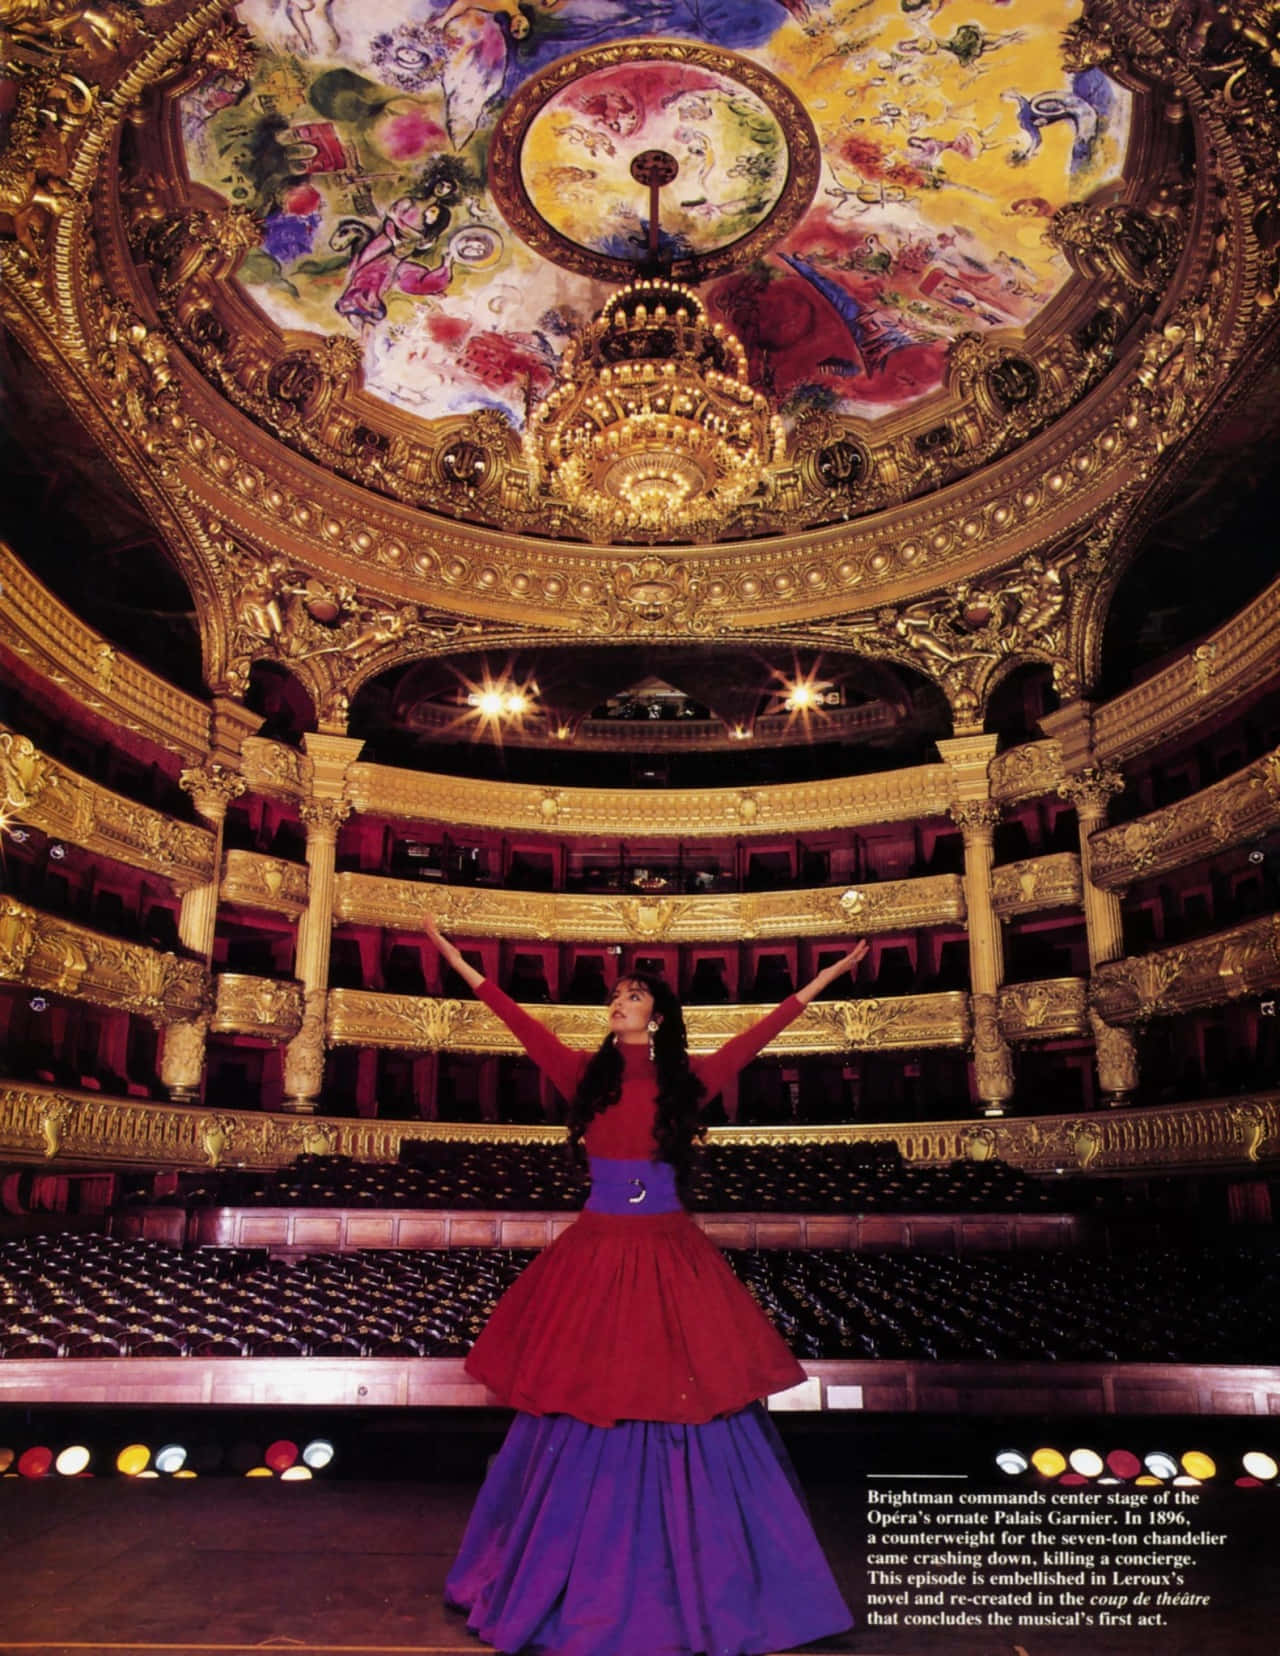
[465,1209,805,1427]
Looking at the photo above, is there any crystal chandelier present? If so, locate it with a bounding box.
[524,277,784,543]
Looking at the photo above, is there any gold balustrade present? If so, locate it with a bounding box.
[1091,913,1280,1023]
[0,1080,1274,1176]
[990,853,1083,917]
[211,973,305,1042]
[220,850,309,917]
[0,898,206,1022]
[997,977,1089,1041]
[331,871,966,942]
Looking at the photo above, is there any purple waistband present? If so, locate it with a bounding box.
[584,1157,682,1215]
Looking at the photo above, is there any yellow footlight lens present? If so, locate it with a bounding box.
[1031,1447,1067,1477]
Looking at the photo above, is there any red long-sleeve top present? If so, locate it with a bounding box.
[475,978,806,1159]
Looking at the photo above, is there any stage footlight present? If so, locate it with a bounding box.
[1144,1451,1178,1481]
[245,1465,274,1478]
[1106,1449,1142,1479]
[265,1439,298,1472]
[1031,1447,1066,1477]
[155,1444,188,1475]
[172,1469,198,1479]
[1068,1448,1104,1477]
[1242,1451,1278,1480]
[1181,1450,1215,1480]
[996,1450,1028,1475]
[116,1444,151,1476]
[18,1446,53,1479]
[0,1448,14,1474]
[302,1438,335,1470]
[55,1445,91,1477]
[280,1465,313,1481]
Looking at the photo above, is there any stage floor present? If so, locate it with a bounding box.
[2,1413,1276,1656]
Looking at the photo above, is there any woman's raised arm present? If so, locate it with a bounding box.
[793,939,869,1005]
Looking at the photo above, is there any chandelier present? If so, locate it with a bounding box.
[524,276,784,543]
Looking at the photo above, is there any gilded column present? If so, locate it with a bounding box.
[938,735,1013,1117]
[282,733,363,1113]
[1061,766,1139,1105]
[158,763,245,1103]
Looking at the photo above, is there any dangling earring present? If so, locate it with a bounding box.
[646,1019,659,1061]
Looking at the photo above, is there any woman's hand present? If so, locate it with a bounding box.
[422,911,484,989]
[795,939,869,1005]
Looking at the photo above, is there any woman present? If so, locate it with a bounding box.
[424,914,866,1656]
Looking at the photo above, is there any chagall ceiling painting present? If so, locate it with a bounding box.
[183,0,1132,431]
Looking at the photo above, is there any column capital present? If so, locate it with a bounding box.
[179,762,246,822]
[948,798,1003,836]
[1057,765,1126,817]
[299,796,353,838]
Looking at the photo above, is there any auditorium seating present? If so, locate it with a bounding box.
[113,1146,1073,1218]
[1,1233,1275,1365]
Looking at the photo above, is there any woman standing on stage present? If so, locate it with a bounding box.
[424,913,866,1656]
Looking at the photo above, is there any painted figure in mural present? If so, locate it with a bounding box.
[334,161,464,324]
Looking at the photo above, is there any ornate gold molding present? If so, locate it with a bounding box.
[332,872,966,943]
[1089,745,1280,889]
[346,759,954,838]
[211,973,304,1043]
[1093,578,1280,763]
[0,544,209,761]
[238,737,308,802]
[2,1081,1275,1176]
[0,897,206,1022]
[324,990,970,1056]
[0,723,214,886]
[989,741,1066,804]
[220,850,308,918]
[1091,913,1280,1023]
[998,977,1090,1041]
[991,854,1084,918]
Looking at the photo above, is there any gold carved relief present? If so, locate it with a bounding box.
[1091,915,1280,1023]
[0,898,206,1021]
[1089,745,1280,889]
[332,872,965,944]
[325,989,970,1057]
[991,854,1084,917]
[220,850,308,917]
[998,977,1090,1040]
[211,973,304,1042]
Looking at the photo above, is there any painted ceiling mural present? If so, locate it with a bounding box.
[184,0,1132,431]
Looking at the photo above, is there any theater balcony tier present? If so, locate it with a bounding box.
[1,1081,1275,1178]
[1088,744,1280,889]
[1091,913,1280,1022]
[0,900,206,1023]
[331,871,967,941]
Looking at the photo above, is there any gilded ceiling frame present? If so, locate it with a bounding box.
[2,2,1278,735]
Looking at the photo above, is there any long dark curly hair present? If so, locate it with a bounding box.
[566,974,707,1169]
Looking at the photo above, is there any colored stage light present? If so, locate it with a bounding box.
[1242,1451,1278,1480]
[302,1438,335,1470]
[280,1465,313,1481]
[1181,1450,1216,1480]
[265,1439,299,1472]
[1106,1449,1142,1479]
[155,1444,188,1475]
[0,1448,14,1474]
[1068,1448,1104,1478]
[1144,1451,1178,1481]
[1031,1447,1066,1477]
[116,1444,152,1476]
[996,1450,1028,1475]
[18,1446,53,1479]
[1135,1475,1163,1486]
[55,1445,91,1476]
[245,1466,274,1478]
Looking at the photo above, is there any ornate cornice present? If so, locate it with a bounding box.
[989,741,1066,804]
[1093,577,1280,763]
[238,737,308,802]
[346,759,954,838]
[0,897,206,1022]
[0,544,209,760]
[1,1081,1275,1176]
[332,873,965,943]
[211,973,304,1043]
[998,977,1090,1041]
[1089,745,1280,889]
[1091,913,1280,1023]
[324,990,970,1057]
[0,724,213,886]
[219,850,308,918]
[991,854,1084,918]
